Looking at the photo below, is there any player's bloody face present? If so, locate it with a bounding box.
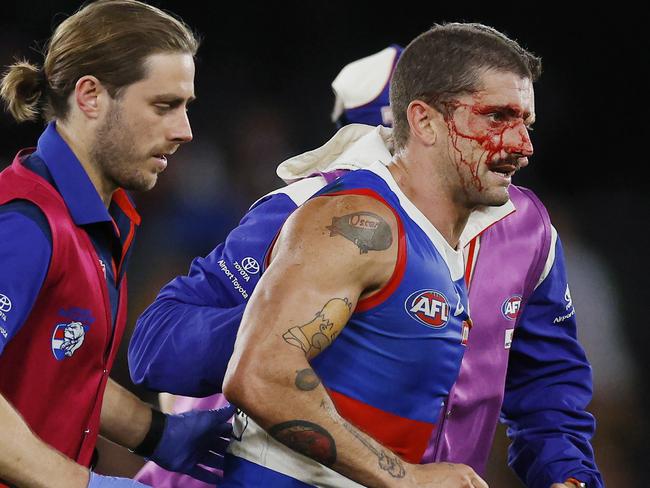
[438,69,535,207]
[91,52,195,193]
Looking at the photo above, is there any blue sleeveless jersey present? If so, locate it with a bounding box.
[224,162,470,486]
[310,164,470,463]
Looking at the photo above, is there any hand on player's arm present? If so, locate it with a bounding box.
[100,379,234,484]
[223,195,487,488]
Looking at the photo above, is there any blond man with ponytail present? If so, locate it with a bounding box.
[0,2,234,487]
[0,61,45,123]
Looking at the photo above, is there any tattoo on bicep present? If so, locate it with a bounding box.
[283,298,352,359]
[295,368,321,391]
[326,212,393,254]
[269,420,337,467]
[320,400,406,478]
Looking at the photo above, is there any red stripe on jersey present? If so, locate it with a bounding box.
[112,189,141,226]
[464,237,478,288]
[328,388,434,463]
[116,221,135,276]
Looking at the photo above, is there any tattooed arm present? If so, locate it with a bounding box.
[223,195,487,488]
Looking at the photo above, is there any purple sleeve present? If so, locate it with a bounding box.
[502,236,603,488]
[0,207,52,355]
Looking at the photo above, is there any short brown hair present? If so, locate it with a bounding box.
[0,0,200,123]
[390,23,541,149]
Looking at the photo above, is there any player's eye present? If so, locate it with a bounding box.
[486,112,507,122]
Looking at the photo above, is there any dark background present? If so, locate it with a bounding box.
[2,2,648,486]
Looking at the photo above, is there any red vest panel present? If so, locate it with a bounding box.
[0,153,128,467]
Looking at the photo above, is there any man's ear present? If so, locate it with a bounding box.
[406,100,439,146]
[73,75,107,119]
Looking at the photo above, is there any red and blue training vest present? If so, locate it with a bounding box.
[0,153,129,467]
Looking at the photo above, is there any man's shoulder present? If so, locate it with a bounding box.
[273,191,398,281]
[0,200,52,244]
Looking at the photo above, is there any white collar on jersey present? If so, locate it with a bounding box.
[275,123,516,250]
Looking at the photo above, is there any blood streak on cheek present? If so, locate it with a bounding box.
[445,114,507,193]
[443,102,527,193]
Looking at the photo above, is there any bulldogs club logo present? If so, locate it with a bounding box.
[405,290,450,328]
[502,295,522,321]
[51,321,88,360]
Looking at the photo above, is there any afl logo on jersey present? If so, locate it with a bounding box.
[405,290,450,328]
[502,295,522,321]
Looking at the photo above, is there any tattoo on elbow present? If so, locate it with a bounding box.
[283,298,352,359]
[269,420,337,466]
[326,212,393,254]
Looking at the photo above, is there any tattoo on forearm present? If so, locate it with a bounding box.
[269,420,337,466]
[283,298,352,359]
[341,420,406,478]
[327,212,392,254]
[320,400,406,478]
[295,368,321,391]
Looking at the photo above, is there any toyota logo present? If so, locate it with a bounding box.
[241,257,260,275]
[0,294,12,313]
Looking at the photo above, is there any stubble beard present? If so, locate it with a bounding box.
[472,171,511,208]
[91,102,155,194]
[451,157,512,210]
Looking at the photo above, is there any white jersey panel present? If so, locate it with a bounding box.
[229,412,364,488]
